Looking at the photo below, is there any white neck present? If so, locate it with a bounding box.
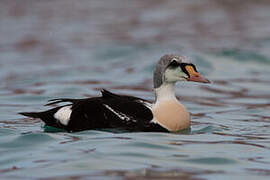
[154,83,178,103]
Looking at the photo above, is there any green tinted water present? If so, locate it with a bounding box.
[1,1,270,180]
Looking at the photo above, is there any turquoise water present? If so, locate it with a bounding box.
[1,1,270,179]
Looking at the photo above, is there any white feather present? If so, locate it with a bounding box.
[103,104,131,121]
[54,105,72,125]
[137,100,153,109]
[154,83,178,103]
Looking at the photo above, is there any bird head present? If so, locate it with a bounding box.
[153,54,210,88]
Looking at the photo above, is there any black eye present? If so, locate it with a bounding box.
[169,60,180,67]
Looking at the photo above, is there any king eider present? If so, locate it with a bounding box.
[20,54,210,132]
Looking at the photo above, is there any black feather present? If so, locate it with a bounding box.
[19,89,167,132]
[45,98,81,106]
[19,112,41,118]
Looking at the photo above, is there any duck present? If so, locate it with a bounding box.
[19,54,210,132]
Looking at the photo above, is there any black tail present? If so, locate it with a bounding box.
[19,112,42,118]
[19,108,63,128]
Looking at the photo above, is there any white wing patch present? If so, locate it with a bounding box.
[103,104,135,122]
[54,105,72,125]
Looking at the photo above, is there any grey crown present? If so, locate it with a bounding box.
[153,54,188,88]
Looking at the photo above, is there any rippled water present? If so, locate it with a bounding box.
[1,0,270,179]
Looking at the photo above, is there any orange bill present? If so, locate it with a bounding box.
[185,65,210,83]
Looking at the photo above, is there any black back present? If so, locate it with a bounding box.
[21,89,167,132]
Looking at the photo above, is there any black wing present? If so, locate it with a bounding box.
[20,89,167,132]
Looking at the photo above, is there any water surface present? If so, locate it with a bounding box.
[0,0,270,179]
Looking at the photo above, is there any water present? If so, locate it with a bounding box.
[1,0,270,179]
